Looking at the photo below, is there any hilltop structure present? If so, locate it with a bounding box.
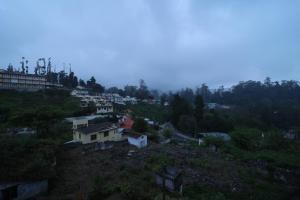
[0,57,65,91]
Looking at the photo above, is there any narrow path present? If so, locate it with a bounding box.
[161,122,198,142]
[173,131,198,142]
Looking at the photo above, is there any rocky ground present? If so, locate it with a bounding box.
[37,139,299,200]
[37,140,240,199]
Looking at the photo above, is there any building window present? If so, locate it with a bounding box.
[90,134,97,140]
[104,131,109,137]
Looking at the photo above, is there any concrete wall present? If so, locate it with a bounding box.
[17,180,48,200]
[73,119,88,129]
[0,180,48,200]
[74,129,122,144]
[128,135,147,148]
[96,106,113,114]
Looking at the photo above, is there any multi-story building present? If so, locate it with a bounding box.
[96,102,113,114]
[0,70,62,91]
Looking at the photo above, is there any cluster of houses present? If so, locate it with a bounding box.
[206,103,231,110]
[69,114,148,149]
[71,86,138,114]
[71,86,164,115]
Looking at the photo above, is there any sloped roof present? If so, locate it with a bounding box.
[77,122,117,134]
[127,132,145,139]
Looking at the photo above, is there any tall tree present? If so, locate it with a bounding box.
[87,76,104,93]
[194,95,204,127]
[79,79,86,87]
[137,79,150,99]
[179,88,194,104]
[124,85,138,97]
[170,94,192,127]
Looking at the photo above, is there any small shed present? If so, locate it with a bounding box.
[0,180,48,200]
[155,166,183,193]
[127,133,147,148]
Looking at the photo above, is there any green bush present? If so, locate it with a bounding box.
[128,103,170,123]
[260,131,286,150]
[133,118,148,133]
[178,115,197,135]
[0,137,57,181]
[184,185,227,200]
[148,131,160,143]
[163,128,172,139]
[231,128,262,151]
[90,175,115,199]
[204,136,225,149]
[146,154,173,172]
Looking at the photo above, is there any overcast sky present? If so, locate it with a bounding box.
[0,0,299,90]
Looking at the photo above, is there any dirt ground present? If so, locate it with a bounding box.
[37,141,245,200]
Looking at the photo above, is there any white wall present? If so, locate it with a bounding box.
[128,135,147,148]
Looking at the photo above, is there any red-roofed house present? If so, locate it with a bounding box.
[119,115,134,130]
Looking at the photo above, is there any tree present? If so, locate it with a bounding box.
[33,107,64,136]
[160,93,168,106]
[202,112,233,132]
[150,89,159,100]
[58,70,67,85]
[7,63,14,72]
[106,87,119,94]
[194,95,204,127]
[79,79,86,87]
[139,79,147,91]
[87,76,105,93]
[137,79,150,100]
[163,128,172,138]
[170,94,192,127]
[264,77,272,87]
[133,118,148,133]
[90,76,96,85]
[72,75,78,88]
[231,128,262,150]
[87,101,97,114]
[178,115,197,136]
[179,88,194,104]
[196,83,211,102]
[124,85,138,97]
[93,83,105,93]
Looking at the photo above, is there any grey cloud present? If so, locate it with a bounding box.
[0,0,299,90]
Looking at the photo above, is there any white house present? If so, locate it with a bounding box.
[100,93,125,105]
[144,118,155,126]
[127,133,148,148]
[113,93,125,105]
[206,103,230,110]
[71,87,89,97]
[96,102,113,114]
[123,96,138,104]
[71,117,89,129]
[164,102,169,106]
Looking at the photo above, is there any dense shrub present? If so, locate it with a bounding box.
[0,137,57,181]
[231,128,262,151]
[162,128,172,139]
[133,118,148,133]
[178,115,197,135]
[204,136,225,149]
